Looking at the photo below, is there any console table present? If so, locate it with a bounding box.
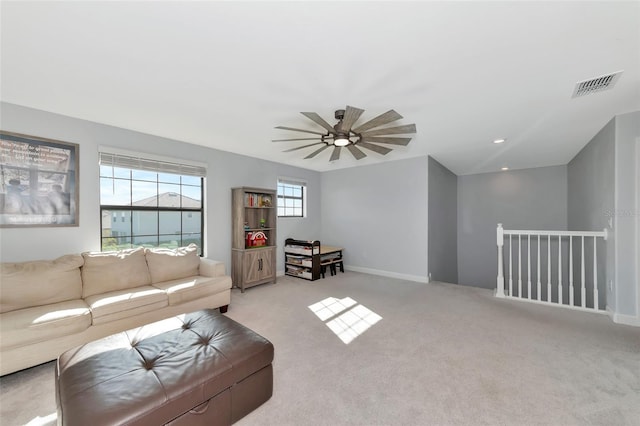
[320,245,344,278]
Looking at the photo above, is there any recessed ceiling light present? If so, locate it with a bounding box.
[493,138,506,144]
[501,167,509,171]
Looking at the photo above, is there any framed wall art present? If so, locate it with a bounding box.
[0,131,79,227]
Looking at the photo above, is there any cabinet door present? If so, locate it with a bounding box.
[243,250,262,285]
[258,248,275,280]
[242,248,276,286]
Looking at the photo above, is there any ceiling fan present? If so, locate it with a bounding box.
[272,106,416,162]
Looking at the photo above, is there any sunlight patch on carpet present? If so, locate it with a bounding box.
[308,297,382,344]
[25,412,56,426]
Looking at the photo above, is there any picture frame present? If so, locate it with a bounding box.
[0,131,79,227]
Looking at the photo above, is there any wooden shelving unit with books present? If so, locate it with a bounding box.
[231,187,277,292]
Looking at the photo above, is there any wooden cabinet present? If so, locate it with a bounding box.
[231,187,277,292]
[242,247,274,284]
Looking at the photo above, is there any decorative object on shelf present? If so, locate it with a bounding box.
[244,221,250,230]
[272,106,416,162]
[0,131,79,227]
[262,196,272,207]
[248,231,267,247]
[259,218,266,228]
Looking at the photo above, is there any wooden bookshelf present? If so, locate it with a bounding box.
[231,187,277,292]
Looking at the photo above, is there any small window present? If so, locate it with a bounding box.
[277,179,305,217]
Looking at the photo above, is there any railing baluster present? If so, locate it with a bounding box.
[509,234,513,297]
[558,235,562,305]
[494,226,606,314]
[547,235,551,303]
[518,234,522,298]
[496,224,505,298]
[569,236,574,306]
[593,237,598,310]
[527,235,531,299]
[581,236,586,308]
[537,235,541,301]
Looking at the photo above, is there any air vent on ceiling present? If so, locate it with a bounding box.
[572,71,623,98]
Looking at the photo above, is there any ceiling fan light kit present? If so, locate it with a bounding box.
[334,135,350,147]
[273,106,416,162]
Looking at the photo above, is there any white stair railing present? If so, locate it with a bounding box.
[496,224,608,313]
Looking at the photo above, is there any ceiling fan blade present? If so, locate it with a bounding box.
[357,141,392,155]
[352,109,403,133]
[360,124,417,137]
[346,144,366,160]
[360,136,412,146]
[329,146,341,162]
[272,137,324,142]
[275,126,326,136]
[300,112,337,134]
[283,142,325,152]
[304,144,330,159]
[339,106,365,132]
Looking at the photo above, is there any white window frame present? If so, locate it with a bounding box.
[98,147,207,253]
[277,177,306,218]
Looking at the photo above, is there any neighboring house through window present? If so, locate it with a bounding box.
[277,178,305,217]
[99,149,206,254]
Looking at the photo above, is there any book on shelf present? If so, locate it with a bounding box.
[245,193,272,208]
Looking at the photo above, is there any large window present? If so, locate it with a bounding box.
[277,178,305,217]
[99,150,206,253]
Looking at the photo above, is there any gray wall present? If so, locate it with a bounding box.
[428,156,458,284]
[0,102,322,274]
[458,165,568,289]
[321,157,428,281]
[567,118,615,311]
[567,118,615,231]
[613,111,639,318]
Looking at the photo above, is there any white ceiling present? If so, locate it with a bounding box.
[1,1,638,175]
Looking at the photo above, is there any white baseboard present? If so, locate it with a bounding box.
[606,306,640,327]
[613,313,640,327]
[344,265,428,283]
[279,266,427,283]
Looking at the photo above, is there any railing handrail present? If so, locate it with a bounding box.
[501,228,607,239]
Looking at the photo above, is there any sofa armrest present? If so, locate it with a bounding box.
[199,258,226,277]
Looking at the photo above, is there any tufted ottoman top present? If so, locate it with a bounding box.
[56,309,274,426]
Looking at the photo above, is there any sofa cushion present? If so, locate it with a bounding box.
[84,286,168,325]
[0,255,84,314]
[199,258,227,277]
[0,300,91,350]
[152,275,232,305]
[82,247,151,298]
[145,244,200,283]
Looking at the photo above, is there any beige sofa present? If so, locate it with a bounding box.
[0,245,232,376]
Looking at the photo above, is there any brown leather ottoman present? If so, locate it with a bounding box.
[55,309,273,425]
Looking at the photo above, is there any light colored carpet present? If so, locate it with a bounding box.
[1,272,639,425]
